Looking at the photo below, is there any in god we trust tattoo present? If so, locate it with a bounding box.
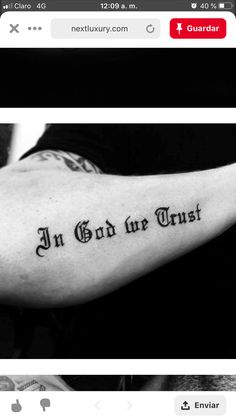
[35,203,201,258]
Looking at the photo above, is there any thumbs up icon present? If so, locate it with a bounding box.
[11,399,22,413]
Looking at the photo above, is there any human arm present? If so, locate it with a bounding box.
[0,151,235,308]
[0,375,72,391]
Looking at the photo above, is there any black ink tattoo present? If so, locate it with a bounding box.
[94,221,116,240]
[125,216,149,234]
[35,204,202,258]
[36,228,51,257]
[35,220,117,256]
[155,203,201,227]
[30,150,102,173]
[105,220,116,238]
[74,221,93,244]
[0,376,46,391]
[36,227,65,257]
[74,219,116,244]
[0,376,15,391]
[17,380,46,391]
[54,234,64,248]
[95,226,105,240]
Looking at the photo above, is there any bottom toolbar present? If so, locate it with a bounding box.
[0,392,235,419]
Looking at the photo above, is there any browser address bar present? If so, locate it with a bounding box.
[0,11,234,47]
[51,19,160,39]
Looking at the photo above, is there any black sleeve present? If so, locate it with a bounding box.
[21,124,236,176]
[20,124,134,175]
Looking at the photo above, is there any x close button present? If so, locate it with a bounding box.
[170,18,226,38]
[9,24,20,33]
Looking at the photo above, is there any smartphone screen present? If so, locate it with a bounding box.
[1,1,236,417]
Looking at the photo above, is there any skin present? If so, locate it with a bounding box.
[0,375,72,391]
[0,150,235,308]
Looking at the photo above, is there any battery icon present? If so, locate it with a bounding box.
[218,2,233,8]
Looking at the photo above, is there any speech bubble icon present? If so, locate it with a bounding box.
[40,399,51,412]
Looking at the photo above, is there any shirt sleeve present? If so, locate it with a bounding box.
[20,124,236,176]
[20,124,129,175]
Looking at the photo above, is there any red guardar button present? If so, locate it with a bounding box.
[170,18,226,38]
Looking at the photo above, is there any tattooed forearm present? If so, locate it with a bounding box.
[0,376,46,391]
[0,376,15,391]
[29,150,102,173]
[35,203,201,257]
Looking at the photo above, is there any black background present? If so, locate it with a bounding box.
[1,124,236,359]
[1,49,236,107]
